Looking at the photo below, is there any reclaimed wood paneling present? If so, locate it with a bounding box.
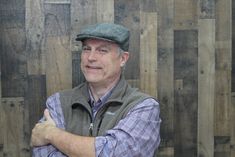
[198,19,215,157]
[114,0,140,80]
[97,0,114,22]
[26,0,45,75]
[155,0,174,156]
[174,0,198,30]
[0,0,27,97]
[44,3,72,96]
[231,93,235,157]
[2,97,30,157]
[199,0,215,19]
[140,11,158,97]
[174,30,198,157]
[0,58,2,156]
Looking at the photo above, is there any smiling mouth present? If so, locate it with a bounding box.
[86,65,102,69]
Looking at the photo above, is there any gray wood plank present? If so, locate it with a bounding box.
[198,19,215,157]
[114,0,140,79]
[174,30,198,157]
[0,0,27,97]
[155,1,174,156]
[44,4,72,96]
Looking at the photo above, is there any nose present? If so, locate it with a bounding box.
[87,50,97,61]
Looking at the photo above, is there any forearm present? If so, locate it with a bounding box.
[47,127,95,157]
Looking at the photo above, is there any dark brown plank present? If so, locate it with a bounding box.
[174,30,198,157]
[114,0,140,79]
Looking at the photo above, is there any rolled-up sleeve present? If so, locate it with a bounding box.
[95,98,161,157]
[32,93,67,157]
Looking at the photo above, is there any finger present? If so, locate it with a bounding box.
[44,109,52,121]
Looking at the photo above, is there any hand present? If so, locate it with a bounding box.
[31,109,57,146]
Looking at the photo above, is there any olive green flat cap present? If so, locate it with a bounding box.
[76,23,130,51]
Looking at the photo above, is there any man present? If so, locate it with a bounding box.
[31,23,161,157]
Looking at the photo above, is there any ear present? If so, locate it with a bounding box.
[120,51,129,67]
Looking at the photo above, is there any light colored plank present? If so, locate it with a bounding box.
[45,37,72,96]
[97,0,114,22]
[44,4,72,96]
[2,97,30,157]
[198,19,215,157]
[214,0,232,137]
[174,0,198,30]
[140,11,158,97]
[26,0,45,75]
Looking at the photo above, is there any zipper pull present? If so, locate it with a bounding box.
[89,123,93,136]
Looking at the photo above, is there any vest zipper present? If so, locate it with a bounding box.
[89,122,93,136]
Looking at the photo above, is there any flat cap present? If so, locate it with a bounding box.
[76,23,130,51]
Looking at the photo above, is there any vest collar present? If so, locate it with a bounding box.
[70,74,128,108]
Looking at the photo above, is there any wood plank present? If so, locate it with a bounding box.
[0,0,27,97]
[198,19,215,157]
[199,0,215,19]
[215,0,231,41]
[174,0,198,30]
[97,0,114,22]
[233,0,235,92]
[114,0,140,79]
[26,75,46,132]
[44,4,72,96]
[70,0,97,52]
[26,0,45,75]
[155,0,174,155]
[140,11,158,97]
[72,51,85,87]
[214,136,230,157]
[214,0,232,138]
[174,30,198,157]
[2,97,30,157]
[0,55,2,156]
[231,93,235,157]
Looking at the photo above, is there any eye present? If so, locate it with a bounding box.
[82,46,91,52]
[97,48,109,54]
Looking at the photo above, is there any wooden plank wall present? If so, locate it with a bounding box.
[0,0,234,157]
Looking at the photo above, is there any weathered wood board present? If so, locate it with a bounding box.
[198,19,215,157]
[174,30,198,157]
[140,11,158,97]
[44,3,72,96]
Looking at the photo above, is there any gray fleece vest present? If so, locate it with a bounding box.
[59,76,151,136]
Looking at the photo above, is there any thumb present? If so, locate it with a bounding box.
[44,109,53,121]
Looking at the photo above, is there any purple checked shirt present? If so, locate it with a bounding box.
[33,91,161,157]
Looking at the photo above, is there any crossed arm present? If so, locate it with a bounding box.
[31,109,95,157]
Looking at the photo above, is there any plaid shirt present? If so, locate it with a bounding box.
[33,91,161,157]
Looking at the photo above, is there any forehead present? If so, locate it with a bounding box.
[82,38,119,48]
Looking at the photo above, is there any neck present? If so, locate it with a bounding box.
[88,75,121,102]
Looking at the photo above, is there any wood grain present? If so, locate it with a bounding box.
[140,11,158,97]
[174,30,198,157]
[198,19,215,157]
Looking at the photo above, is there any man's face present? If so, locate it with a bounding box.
[81,39,129,86]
